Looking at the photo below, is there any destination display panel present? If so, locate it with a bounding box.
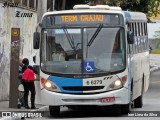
[44,13,121,26]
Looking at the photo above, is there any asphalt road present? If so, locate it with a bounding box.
[26,70,160,120]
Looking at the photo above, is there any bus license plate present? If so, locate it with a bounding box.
[100,97,115,102]
[86,79,103,86]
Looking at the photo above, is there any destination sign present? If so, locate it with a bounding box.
[45,14,121,26]
[61,15,104,22]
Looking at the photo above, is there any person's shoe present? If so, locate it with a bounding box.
[31,106,37,109]
[25,105,30,109]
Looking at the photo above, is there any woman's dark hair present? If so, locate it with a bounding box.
[22,58,29,66]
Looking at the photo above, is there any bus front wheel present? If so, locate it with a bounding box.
[49,106,60,117]
[134,95,143,108]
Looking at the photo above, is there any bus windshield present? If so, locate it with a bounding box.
[41,26,126,76]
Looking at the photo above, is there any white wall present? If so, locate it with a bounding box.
[0,2,37,100]
[148,21,160,39]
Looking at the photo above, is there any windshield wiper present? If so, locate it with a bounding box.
[87,24,103,47]
[94,67,112,73]
[63,27,76,51]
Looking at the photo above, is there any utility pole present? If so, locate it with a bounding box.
[37,0,47,23]
[53,0,55,10]
[9,28,20,108]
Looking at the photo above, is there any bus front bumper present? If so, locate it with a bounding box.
[41,87,130,106]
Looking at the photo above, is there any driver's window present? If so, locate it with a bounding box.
[112,29,121,53]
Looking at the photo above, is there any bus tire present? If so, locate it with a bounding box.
[114,105,121,115]
[134,76,144,108]
[49,106,60,117]
[134,95,143,108]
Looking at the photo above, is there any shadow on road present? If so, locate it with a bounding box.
[47,106,125,119]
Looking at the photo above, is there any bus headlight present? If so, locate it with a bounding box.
[107,80,122,91]
[106,76,127,91]
[115,80,121,86]
[41,78,60,92]
[45,81,52,88]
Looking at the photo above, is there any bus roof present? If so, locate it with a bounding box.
[123,11,147,21]
[42,5,147,22]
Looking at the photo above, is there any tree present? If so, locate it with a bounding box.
[53,0,160,21]
[119,0,160,21]
[70,0,160,21]
[148,0,160,18]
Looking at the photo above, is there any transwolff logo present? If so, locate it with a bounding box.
[16,11,33,17]
[2,2,18,8]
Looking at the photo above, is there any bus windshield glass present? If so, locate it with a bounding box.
[41,26,126,76]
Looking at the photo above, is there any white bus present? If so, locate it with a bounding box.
[33,5,150,116]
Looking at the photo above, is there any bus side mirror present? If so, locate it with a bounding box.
[127,31,134,44]
[33,65,40,81]
[33,32,40,49]
[33,55,36,63]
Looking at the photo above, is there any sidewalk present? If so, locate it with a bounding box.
[0,100,48,120]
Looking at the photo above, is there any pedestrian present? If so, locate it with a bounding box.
[22,58,37,109]
[22,58,29,73]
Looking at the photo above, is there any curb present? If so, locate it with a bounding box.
[150,66,160,72]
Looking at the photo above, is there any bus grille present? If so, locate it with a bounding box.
[62,86,104,91]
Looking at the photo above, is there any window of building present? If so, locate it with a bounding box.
[29,0,34,9]
[22,0,27,7]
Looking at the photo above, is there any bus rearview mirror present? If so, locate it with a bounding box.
[33,32,40,49]
[127,31,134,44]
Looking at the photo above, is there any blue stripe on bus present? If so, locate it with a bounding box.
[123,11,131,20]
[48,76,83,94]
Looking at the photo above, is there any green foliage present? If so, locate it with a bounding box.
[148,0,160,18]
[80,0,160,21]
[57,0,160,21]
